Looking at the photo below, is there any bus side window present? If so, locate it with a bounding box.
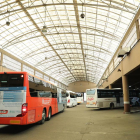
[39,91,51,97]
[52,92,57,98]
[30,92,38,97]
[97,92,101,98]
[70,94,73,98]
[62,91,67,97]
[66,93,69,97]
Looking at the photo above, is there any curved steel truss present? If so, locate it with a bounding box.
[0,0,139,85]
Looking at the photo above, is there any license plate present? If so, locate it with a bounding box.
[0,110,8,114]
[10,120,20,124]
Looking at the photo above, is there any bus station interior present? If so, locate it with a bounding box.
[1,104,140,140]
[1,0,140,139]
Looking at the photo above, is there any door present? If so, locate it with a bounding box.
[57,88,63,112]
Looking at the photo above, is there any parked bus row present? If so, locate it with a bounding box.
[66,91,84,107]
[0,71,84,126]
[86,88,140,109]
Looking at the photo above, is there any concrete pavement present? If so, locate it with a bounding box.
[0,103,140,140]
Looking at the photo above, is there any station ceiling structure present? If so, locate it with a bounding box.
[0,0,140,85]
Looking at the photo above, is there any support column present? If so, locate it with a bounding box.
[122,75,130,113]
[109,84,112,89]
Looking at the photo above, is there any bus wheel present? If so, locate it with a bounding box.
[110,103,114,109]
[46,108,51,121]
[39,109,46,124]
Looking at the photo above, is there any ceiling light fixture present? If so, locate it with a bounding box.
[80,3,85,19]
[42,4,47,33]
[6,10,10,26]
[6,21,10,26]
[42,26,47,33]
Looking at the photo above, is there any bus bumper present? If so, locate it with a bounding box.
[67,103,73,107]
[86,105,99,109]
[0,116,27,125]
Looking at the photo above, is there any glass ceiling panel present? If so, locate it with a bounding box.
[0,0,140,85]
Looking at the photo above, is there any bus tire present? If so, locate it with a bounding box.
[110,103,114,109]
[46,108,51,121]
[38,109,46,124]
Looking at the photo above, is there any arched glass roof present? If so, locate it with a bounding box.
[0,0,140,85]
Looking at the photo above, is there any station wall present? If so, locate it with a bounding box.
[67,81,96,92]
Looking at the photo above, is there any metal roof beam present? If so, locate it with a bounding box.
[45,64,105,72]
[35,57,107,67]
[99,0,136,11]
[73,0,87,80]
[3,30,120,49]
[35,54,107,67]
[42,60,106,72]
[0,3,135,16]
[16,0,76,81]
[22,42,111,60]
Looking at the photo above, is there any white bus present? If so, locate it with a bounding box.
[76,93,84,105]
[86,88,124,109]
[67,92,77,107]
[86,88,140,109]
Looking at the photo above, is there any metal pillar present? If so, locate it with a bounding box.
[122,75,130,113]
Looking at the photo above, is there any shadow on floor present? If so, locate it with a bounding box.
[89,107,124,112]
[0,111,64,134]
[0,124,37,134]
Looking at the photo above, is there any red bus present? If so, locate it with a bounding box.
[0,71,67,125]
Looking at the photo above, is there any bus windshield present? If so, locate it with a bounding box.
[87,90,95,95]
[77,93,83,97]
[70,93,77,98]
[0,74,24,87]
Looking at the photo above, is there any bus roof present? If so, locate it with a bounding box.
[0,71,56,87]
